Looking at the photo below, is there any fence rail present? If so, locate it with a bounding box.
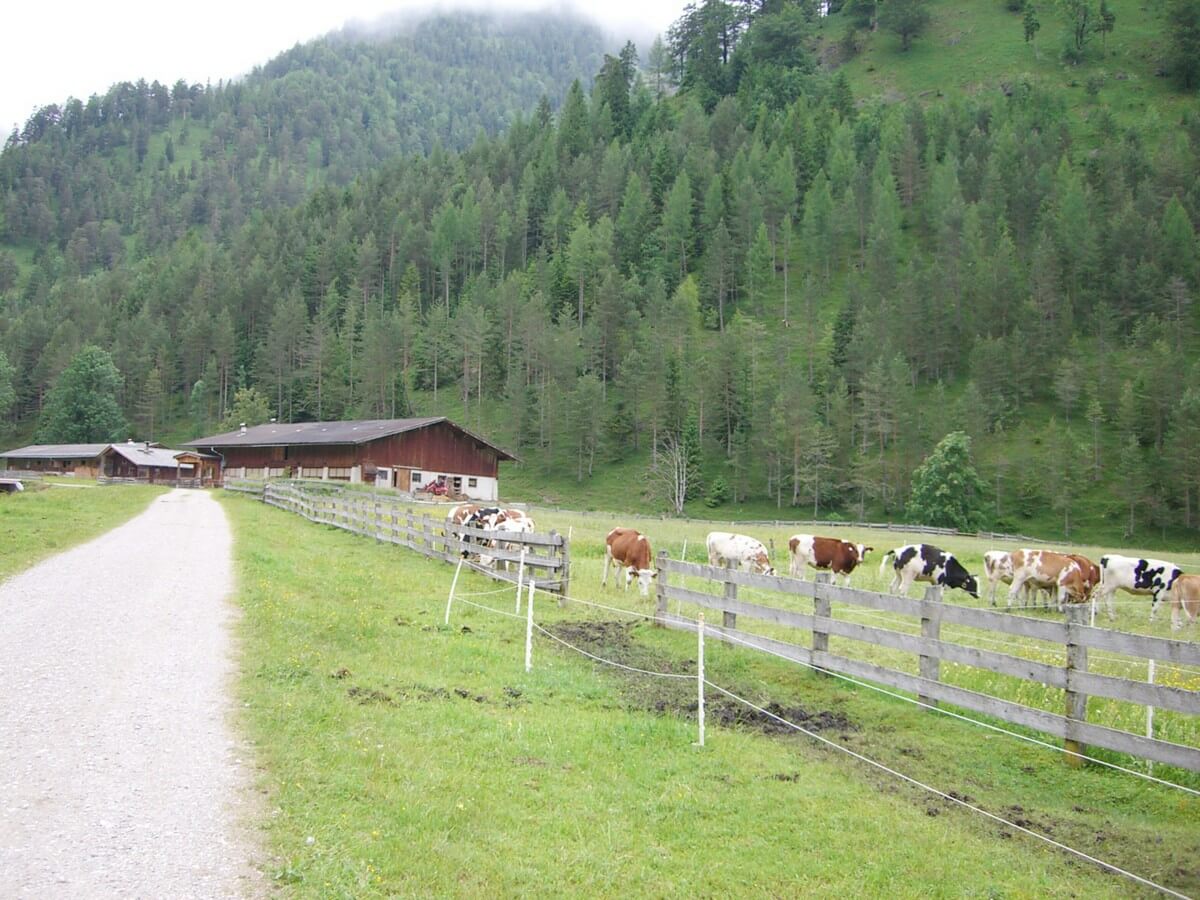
[655,555,1200,772]
[232,480,569,592]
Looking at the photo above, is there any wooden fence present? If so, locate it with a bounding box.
[230,480,570,592]
[655,554,1200,772]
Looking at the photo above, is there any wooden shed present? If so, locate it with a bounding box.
[185,417,516,501]
[0,443,110,477]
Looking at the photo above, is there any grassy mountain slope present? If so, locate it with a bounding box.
[830,0,1188,127]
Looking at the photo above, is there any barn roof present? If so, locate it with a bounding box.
[1,443,110,460]
[104,443,188,469]
[185,417,517,460]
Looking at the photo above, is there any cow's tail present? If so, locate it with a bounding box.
[879,549,895,576]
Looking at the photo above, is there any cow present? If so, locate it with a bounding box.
[602,527,657,597]
[446,503,480,527]
[1007,549,1086,609]
[880,544,979,599]
[982,551,1014,606]
[706,532,776,576]
[787,535,872,585]
[1168,574,1200,631]
[491,509,536,571]
[1053,554,1101,608]
[1094,554,1184,622]
[455,506,507,562]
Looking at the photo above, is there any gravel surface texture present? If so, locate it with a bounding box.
[0,489,261,898]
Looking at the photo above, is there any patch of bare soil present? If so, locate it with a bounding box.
[545,620,856,737]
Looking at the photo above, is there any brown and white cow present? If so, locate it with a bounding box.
[602,527,657,596]
[1057,554,1101,608]
[706,532,775,576]
[1008,549,1084,608]
[787,534,872,585]
[1168,573,1200,631]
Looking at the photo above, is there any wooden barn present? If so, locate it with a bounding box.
[186,417,516,501]
[1,443,109,476]
[99,442,192,483]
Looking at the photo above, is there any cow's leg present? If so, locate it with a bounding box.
[623,566,633,591]
[1150,591,1164,622]
[1007,575,1026,609]
[988,577,997,607]
[601,549,611,588]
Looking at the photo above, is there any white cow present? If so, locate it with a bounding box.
[1094,554,1183,621]
[706,532,775,576]
[983,551,1014,607]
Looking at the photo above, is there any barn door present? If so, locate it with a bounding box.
[395,468,411,492]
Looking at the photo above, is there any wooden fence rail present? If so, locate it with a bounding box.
[229,479,569,592]
[655,554,1200,772]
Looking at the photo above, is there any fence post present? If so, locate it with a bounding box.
[445,557,464,626]
[515,546,527,614]
[655,550,668,626]
[696,611,706,747]
[556,530,570,602]
[406,510,416,551]
[919,586,943,710]
[812,572,831,669]
[1147,658,1157,773]
[1064,603,1090,767]
[374,498,382,543]
[422,514,434,559]
[723,561,738,631]
[525,579,535,673]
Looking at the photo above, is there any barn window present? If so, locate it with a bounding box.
[328,467,350,481]
[411,472,422,484]
[468,477,478,488]
[301,467,322,479]
[268,467,285,478]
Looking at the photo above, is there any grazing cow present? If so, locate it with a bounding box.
[1056,554,1101,607]
[456,506,507,562]
[1168,574,1200,631]
[489,510,536,571]
[602,528,657,596]
[880,544,979,599]
[1094,554,1184,622]
[1007,549,1086,609]
[706,532,776,576]
[446,503,481,527]
[787,535,872,585]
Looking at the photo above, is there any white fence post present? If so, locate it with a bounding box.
[696,611,706,748]
[525,579,536,673]
[445,557,464,626]
[515,546,527,614]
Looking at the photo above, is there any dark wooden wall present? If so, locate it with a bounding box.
[216,422,500,477]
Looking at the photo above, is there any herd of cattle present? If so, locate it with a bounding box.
[444,506,1199,631]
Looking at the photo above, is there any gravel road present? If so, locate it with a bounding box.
[0,489,260,898]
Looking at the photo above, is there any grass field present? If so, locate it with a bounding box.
[223,492,1199,897]
[0,482,166,582]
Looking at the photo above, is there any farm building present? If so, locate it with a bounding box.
[1,443,110,476]
[185,417,516,501]
[99,442,199,483]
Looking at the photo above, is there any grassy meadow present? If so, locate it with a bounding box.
[0,482,166,582]
[223,491,1199,897]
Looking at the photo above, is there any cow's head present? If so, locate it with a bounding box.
[857,544,874,562]
[626,567,658,596]
[960,573,980,599]
[756,555,776,576]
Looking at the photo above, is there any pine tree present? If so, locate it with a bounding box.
[36,346,128,443]
[907,431,989,531]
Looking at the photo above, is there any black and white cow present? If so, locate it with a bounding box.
[456,506,506,559]
[1094,554,1183,621]
[880,544,979,599]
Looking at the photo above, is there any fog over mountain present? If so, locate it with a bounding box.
[3,0,675,133]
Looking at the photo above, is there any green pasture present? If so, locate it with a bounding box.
[223,492,1199,897]
[530,507,1200,758]
[0,481,165,582]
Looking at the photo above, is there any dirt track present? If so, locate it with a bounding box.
[0,489,259,898]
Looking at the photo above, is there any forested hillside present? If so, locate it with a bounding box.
[2,1,1199,544]
[0,14,607,260]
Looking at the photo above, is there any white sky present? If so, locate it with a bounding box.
[2,0,680,135]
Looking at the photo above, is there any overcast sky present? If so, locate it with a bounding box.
[3,0,681,135]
